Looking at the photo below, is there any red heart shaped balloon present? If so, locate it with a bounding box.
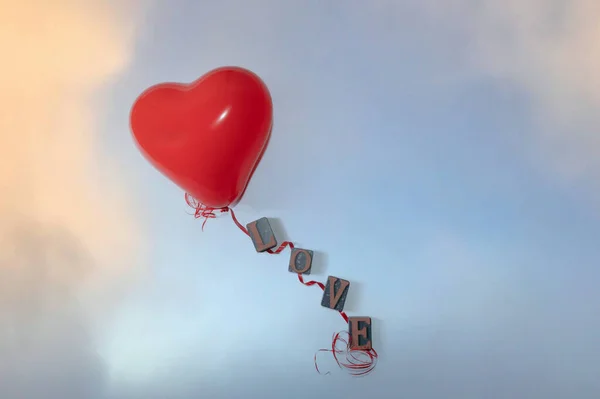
[130,66,273,209]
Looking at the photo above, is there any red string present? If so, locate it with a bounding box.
[296,274,378,376]
[184,194,294,254]
[185,194,378,376]
[315,331,379,376]
[184,194,224,231]
[297,274,348,323]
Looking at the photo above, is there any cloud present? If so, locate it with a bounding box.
[416,0,600,187]
[0,0,143,397]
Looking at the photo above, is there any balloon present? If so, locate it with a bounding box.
[130,66,273,209]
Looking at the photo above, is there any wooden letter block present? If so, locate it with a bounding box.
[348,317,372,350]
[321,276,350,311]
[288,248,313,275]
[246,217,277,253]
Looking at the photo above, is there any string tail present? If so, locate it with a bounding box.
[297,274,377,376]
[315,331,379,377]
[184,193,229,231]
[186,193,378,377]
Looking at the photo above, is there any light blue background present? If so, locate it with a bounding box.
[99,1,600,398]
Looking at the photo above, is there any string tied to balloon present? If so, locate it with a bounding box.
[185,193,229,231]
[185,194,293,254]
[185,193,378,376]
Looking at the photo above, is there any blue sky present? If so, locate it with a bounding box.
[2,1,600,398]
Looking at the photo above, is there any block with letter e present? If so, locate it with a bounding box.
[348,317,372,350]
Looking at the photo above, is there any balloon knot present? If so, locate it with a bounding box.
[184,193,229,231]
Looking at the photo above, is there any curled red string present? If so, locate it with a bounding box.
[184,193,223,231]
[185,194,378,376]
[297,274,378,376]
[314,331,378,376]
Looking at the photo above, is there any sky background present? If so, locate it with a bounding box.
[2,0,600,398]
